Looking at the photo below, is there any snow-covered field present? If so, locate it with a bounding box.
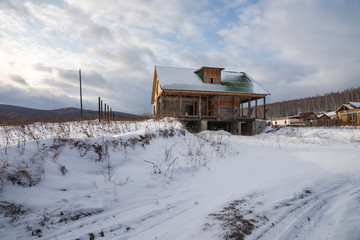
[0,119,359,240]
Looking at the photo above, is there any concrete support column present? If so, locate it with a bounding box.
[198,120,208,132]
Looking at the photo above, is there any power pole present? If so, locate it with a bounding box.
[79,69,83,120]
[104,103,107,121]
[98,97,101,122]
[100,99,103,120]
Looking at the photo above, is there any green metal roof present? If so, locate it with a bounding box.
[156,66,269,95]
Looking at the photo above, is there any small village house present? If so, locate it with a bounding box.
[297,112,318,125]
[335,102,360,125]
[271,116,300,127]
[318,111,337,120]
[151,66,270,135]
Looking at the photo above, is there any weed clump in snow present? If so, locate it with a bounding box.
[205,195,269,240]
[0,201,29,224]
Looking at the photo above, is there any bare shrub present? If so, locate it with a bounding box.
[144,160,161,174]
[37,208,59,228]
[0,201,28,224]
[7,166,43,187]
[16,125,27,156]
[103,145,114,182]
[165,157,178,179]
[92,144,104,161]
[60,165,68,176]
[112,177,130,197]
[73,140,90,157]
[164,143,175,162]
[0,159,9,191]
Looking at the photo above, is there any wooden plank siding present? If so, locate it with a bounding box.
[156,92,261,120]
[203,67,222,84]
[337,110,360,126]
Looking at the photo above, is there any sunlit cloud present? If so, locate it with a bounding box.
[0,0,359,114]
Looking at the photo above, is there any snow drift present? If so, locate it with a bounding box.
[0,119,359,239]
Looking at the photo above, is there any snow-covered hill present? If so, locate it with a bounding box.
[0,119,359,239]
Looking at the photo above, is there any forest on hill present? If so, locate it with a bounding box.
[258,87,360,119]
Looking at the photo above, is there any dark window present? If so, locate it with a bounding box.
[185,105,193,115]
[210,78,214,83]
[349,113,357,121]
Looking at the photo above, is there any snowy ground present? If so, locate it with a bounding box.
[0,119,359,240]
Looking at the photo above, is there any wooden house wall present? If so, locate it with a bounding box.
[159,95,243,118]
[337,110,360,125]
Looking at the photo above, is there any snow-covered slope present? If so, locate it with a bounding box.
[0,120,359,239]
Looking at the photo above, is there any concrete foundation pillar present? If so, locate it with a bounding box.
[230,122,242,135]
[198,120,208,132]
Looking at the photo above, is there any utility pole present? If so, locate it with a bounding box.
[79,69,83,120]
[104,103,107,121]
[100,99,103,120]
[98,97,101,122]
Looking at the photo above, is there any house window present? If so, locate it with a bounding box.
[210,78,214,83]
[285,120,287,124]
[349,113,357,121]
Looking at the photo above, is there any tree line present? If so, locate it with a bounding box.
[257,87,360,119]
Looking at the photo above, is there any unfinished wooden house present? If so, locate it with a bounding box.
[151,66,270,135]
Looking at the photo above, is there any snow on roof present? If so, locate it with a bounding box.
[155,66,269,95]
[344,104,355,110]
[349,102,360,108]
[325,111,336,117]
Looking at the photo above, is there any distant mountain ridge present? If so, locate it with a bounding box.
[0,104,140,125]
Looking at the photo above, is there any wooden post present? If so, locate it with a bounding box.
[100,100,103,121]
[162,94,165,117]
[255,99,258,119]
[241,102,243,117]
[248,97,251,118]
[206,96,209,116]
[104,103,107,121]
[263,97,266,120]
[217,96,220,118]
[179,95,182,116]
[79,69,83,120]
[199,95,202,119]
[233,96,236,120]
[98,97,101,122]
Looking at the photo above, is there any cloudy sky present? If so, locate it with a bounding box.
[0,0,359,114]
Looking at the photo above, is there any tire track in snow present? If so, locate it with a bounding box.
[252,180,360,240]
[46,197,194,239]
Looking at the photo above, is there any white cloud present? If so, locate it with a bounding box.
[218,0,360,101]
[0,0,359,114]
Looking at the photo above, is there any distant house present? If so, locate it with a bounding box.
[271,112,318,127]
[325,111,337,119]
[335,102,360,126]
[271,116,300,126]
[151,66,270,134]
[297,112,318,123]
[318,113,330,120]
